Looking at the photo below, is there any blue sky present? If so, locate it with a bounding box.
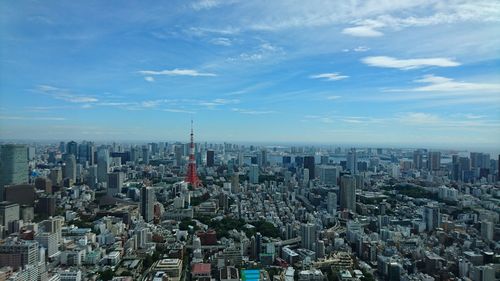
[1,0,499,149]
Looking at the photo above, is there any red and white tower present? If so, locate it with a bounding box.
[185,120,202,188]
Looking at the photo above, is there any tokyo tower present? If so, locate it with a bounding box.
[185,120,202,188]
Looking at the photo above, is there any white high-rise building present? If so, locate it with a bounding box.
[347,148,357,174]
[249,164,259,184]
[327,192,337,216]
[141,186,155,223]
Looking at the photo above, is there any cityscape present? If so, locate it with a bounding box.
[1,1,500,281]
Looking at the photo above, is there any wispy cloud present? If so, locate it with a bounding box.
[144,76,155,82]
[163,108,195,114]
[138,68,217,77]
[36,85,98,103]
[310,73,349,81]
[227,43,284,62]
[0,115,66,121]
[342,24,384,37]
[410,75,500,92]
[210,37,232,46]
[353,46,370,52]
[326,95,341,100]
[361,56,460,70]
[231,108,275,115]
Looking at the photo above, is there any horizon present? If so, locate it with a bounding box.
[1,1,500,147]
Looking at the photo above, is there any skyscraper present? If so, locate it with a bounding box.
[206,150,214,167]
[318,165,337,186]
[427,151,441,171]
[300,223,317,252]
[413,150,423,170]
[107,172,124,196]
[424,204,441,231]
[347,148,357,174]
[303,156,315,180]
[97,148,109,183]
[0,144,28,201]
[66,141,78,158]
[340,175,356,212]
[327,192,337,216]
[141,186,154,223]
[63,154,77,183]
[249,164,259,184]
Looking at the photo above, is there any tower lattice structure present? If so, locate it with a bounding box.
[185,120,202,188]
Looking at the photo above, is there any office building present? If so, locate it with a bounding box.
[318,165,337,186]
[0,239,39,270]
[249,164,259,184]
[141,186,155,223]
[206,150,214,167]
[340,175,356,212]
[0,201,20,229]
[347,148,357,174]
[0,144,28,201]
[303,156,315,180]
[424,205,441,231]
[300,223,317,252]
[97,148,109,183]
[427,151,441,171]
[63,154,77,183]
[107,172,124,196]
[327,192,337,216]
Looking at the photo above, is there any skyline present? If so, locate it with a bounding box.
[1,1,500,149]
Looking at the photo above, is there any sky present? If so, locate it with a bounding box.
[0,0,499,150]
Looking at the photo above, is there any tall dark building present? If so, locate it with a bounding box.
[295,156,304,168]
[206,150,215,167]
[66,141,78,158]
[303,156,315,180]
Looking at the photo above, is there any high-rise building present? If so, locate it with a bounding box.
[258,150,267,168]
[141,186,155,223]
[340,175,356,212]
[300,223,317,252]
[63,154,77,183]
[318,165,337,186]
[78,141,94,165]
[206,150,215,167]
[107,172,124,196]
[303,156,315,180]
[142,146,150,165]
[35,232,59,257]
[424,204,441,231]
[97,148,109,183]
[249,164,259,184]
[327,192,337,216]
[66,141,78,158]
[480,220,494,241]
[0,201,20,229]
[0,144,28,201]
[347,148,357,174]
[427,151,441,171]
[0,239,39,270]
[413,150,423,170]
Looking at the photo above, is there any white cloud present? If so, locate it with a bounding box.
[138,68,217,77]
[342,25,383,37]
[411,75,500,92]
[227,43,284,62]
[36,85,98,103]
[361,56,460,69]
[326,95,341,100]
[310,73,349,81]
[210,37,232,46]
[231,108,275,115]
[163,109,195,114]
[191,0,237,11]
[144,76,155,82]
[0,115,66,121]
[353,46,370,52]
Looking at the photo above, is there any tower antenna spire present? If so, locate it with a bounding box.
[185,119,202,188]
